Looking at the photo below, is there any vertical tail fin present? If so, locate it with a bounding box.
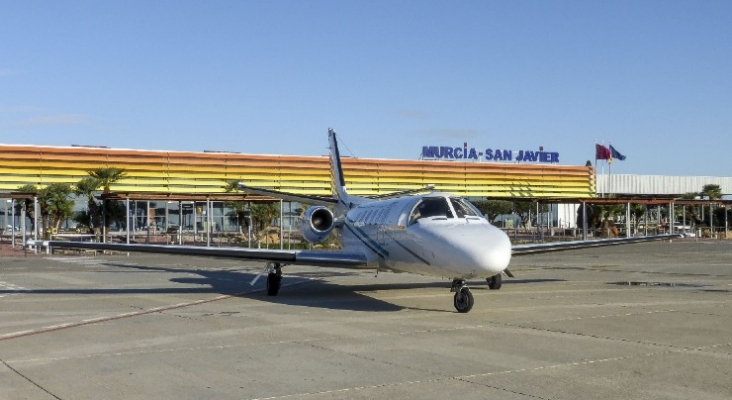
[328,128,351,208]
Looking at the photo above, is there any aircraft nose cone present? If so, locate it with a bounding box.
[422,223,512,278]
[461,226,512,276]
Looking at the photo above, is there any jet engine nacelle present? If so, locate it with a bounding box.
[300,206,335,243]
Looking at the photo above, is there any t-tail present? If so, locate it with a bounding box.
[328,128,358,212]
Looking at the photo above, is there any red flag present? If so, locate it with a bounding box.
[595,144,611,160]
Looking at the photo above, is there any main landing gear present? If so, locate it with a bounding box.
[486,273,502,290]
[266,263,282,296]
[451,279,474,313]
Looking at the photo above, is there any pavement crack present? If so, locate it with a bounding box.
[1,357,64,400]
[303,341,443,377]
[454,377,550,399]
[489,320,686,351]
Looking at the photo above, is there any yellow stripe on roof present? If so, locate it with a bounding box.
[0,144,596,198]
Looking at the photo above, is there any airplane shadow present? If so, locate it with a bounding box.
[500,278,566,285]
[1,262,404,312]
[0,261,565,313]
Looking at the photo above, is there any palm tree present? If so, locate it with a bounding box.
[39,183,74,237]
[250,202,279,231]
[87,167,127,238]
[629,203,646,235]
[700,184,723,230]
[88,167,127,193]
[249,202,280,247]
[680,192,701,226]
[577,203,624,237]
[15,184,39,233]
[597,203,625,237]
[74,176,102,232]
[223,180,249,235]
[701,184,722,200]
[513,201,533,232]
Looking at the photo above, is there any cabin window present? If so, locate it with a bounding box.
[365,210,374,225]
[376,207,387,224]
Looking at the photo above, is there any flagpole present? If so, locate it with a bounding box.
[601,163,605,198]
[594,142,601,198]
[608,142,612,197]
[600,142,605,198]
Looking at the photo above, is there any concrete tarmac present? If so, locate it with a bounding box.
[0,240,730,399]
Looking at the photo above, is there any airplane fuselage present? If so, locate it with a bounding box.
[338,193,512,279]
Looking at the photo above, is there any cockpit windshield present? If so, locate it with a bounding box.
[409,197,483,224]
[409,197,453,223]
[449,197,481,218]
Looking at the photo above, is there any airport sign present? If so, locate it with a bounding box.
[421,144,559,163]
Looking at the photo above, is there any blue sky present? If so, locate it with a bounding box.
[2,1,731,176]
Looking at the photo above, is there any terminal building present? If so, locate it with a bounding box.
[0,143,729,235]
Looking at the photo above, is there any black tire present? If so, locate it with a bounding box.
[266,272,281,296]
[487,273,502,290]
[453,287,474,313]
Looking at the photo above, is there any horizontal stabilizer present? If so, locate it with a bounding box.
[367,184,436,200]
[237,183,337,207]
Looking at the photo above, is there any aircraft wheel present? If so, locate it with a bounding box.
[453,287,474,313]
[266,272,281,296]
[487,274,502,290]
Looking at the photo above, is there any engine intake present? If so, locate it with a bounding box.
[300,206,335,243]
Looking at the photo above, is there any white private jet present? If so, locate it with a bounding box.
[29,129,679,313]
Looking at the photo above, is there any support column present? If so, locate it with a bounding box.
[146,200,151,244]
[536,201,542,242]
[670,202,674,235]
[126,198,131,244]
[280,199,284,250]
[247,203,252,248]
[657,205,661,235]
[710,202,714,239]
[178,201,183,245]
[193,202,198,245]
[21,202,26,247]
[102,199,106,243]
[682,205,686,235]
[33,196,39,244]
[581,201,587,241]
[206,198,211,247]
[11,199,16,248]
[288,201,293,250]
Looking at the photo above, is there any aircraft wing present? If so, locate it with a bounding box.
[237,183,337,207]
[511,234,682,256]
[31,240,368,268]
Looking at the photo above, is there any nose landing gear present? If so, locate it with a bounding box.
[451,279,474,313]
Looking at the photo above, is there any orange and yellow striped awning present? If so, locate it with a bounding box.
[0,144,596,198]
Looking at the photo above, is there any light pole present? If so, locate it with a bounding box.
[11,199,16,247]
